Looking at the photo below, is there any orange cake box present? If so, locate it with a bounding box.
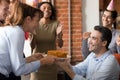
[47,50,67,58]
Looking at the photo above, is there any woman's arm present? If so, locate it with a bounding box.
[56,23,63,48]
[26,53,43,63]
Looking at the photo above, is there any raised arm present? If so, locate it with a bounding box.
[81,32,91,58]
[56,23,63,48]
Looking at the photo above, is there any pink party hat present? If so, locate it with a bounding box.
[107,0,115,11]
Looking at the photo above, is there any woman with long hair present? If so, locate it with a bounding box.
[30,2,63,80]
[0,2,56,80]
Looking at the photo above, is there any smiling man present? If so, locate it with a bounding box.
[56,25,119,80]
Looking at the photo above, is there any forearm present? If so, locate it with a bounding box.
[64,66,87,80]
[13,60,40,76]
[26,53,43,63]
[57,31,63,48]
[60,63,76,79]
[64,67,75,79]
[26,56,38,63]
[81,39,90,58]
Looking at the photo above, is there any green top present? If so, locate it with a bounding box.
[30,20,59,80]
[33,20,59,53]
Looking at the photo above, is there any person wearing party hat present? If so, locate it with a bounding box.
[107,0,114,11]
[81,0,120,59]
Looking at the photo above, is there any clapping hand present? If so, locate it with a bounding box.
[56,24,63,35]
[56,24,63,48]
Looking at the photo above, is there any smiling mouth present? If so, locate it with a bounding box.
[44,12,49,15]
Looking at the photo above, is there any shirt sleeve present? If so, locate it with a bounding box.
[7,27,40,76]
[109,31,119,53]
[72,54,91,77]
[108,41,117,53]
[116,32,120,53]
[81,39,90,58]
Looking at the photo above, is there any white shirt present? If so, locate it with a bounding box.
[0,26,40,77]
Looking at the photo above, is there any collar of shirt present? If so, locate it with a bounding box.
[92,50,111,62]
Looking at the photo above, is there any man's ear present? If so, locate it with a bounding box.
[102,41,107,47]
[25,16,31,23]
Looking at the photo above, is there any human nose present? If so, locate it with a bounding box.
[103,16,107,21]
[88,37,91,44]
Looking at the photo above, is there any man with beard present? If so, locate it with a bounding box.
[56,25,119,80]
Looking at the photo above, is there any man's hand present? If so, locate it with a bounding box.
[55,58,71,70]
[83,32,91,40]
[55,58,75,79]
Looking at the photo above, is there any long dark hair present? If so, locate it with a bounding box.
[37,2,57,20]
[104,9,118,29]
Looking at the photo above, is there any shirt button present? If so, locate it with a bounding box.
[96,59,98,61]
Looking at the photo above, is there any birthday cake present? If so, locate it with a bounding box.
[47,50,67,58]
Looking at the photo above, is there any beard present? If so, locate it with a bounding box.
[88,44,101,54]
[88,44,95,52]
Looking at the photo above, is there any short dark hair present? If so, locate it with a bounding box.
[104,9,118,20]
[104,9,118,29]
[94,25,112,50]
[37,2,56,20]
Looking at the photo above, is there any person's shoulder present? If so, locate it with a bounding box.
[52,20,59,23]
[51,20,60,25]
[0,26,12,32]
[102,52,119,71]
[4,26,24,37]
[107,54,116,60]
[50,20,60,29]
[9,25,22,31]
[104,52,118,65]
